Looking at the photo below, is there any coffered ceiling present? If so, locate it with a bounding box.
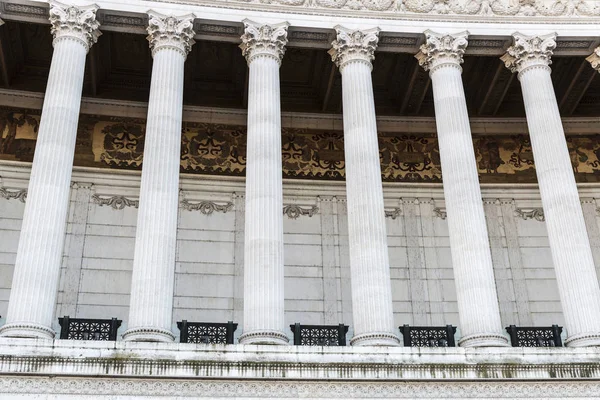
[0,20,599,119]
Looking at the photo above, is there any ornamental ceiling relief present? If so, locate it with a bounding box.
[2,108,600,183]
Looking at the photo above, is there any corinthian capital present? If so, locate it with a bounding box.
[328,26,379,70]
[586,47,600,72]
[501,32,556,74]
[49,1,101,52]
[146,11,196,58]
[415,30,468,72]
[239,20,289,65]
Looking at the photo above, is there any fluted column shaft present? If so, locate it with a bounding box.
[504,33,600,347]
[123,12,194,342]
[416,31,507,347]
[0,2,100,339]
[238,20,289,345]
[330,26,400,346]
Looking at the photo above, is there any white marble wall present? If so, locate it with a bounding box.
[0,165,596,339]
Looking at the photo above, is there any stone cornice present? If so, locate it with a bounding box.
[501,32,557,75]
[415,30,469,72]
[146,11,195,58]
[240,20,289,65]
[48,1,101,52]
[329,26,380,70]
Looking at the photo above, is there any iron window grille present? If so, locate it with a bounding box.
[177,320,237,344]
[505,324,563,347]
[58,316,121,341]
[399,324,457,347]
[290,323,348,346]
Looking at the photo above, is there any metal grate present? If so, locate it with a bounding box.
[506,325,563,347]
[177,320,237,344]
[58,316,121,341]
[290,323,348,346]
[399,324,457,347]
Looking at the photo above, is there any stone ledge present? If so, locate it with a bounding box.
[1,338,599,381]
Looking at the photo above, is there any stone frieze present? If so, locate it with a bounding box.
[3,107,600,183]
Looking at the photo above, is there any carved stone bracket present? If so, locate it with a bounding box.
[586,47,600,72]
[49,1,101,52]
[180,199,234,215]
[240,20,289,65]
[0,187,27,203]
[515,208,545,221]
[415,30,469,72]
[92,194,139,210]
[384,208,401,219]
[433,207,447,219]
[283,205,318,219]
[146,11,196,58]
[501,33,557,74]
[329,26,380,70]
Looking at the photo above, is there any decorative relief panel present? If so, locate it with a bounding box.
[4,107,600,184]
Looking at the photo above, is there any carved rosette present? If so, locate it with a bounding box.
[586,47,600,72]
[239,20,289,65]
[328,26,380,71]
[501,32,557,75]
[415,30,468,73]
[49,1,101,52]
[146,11,196,58]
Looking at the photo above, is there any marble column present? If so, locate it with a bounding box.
[502,33,600,347]
[123,12,195,342]
[329,26,400,346]
[0,2,100,339]
[416,31,507,347]
[238,20,289,345]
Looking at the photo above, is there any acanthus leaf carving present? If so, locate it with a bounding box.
[415,30,469,72]
[92,194,139,210]
[240,20,289,65]
[146,11,195,58]
[515,207,545,221]
[586,47,600,72]
[0,187,27,203]
[283,205,319,219]
[501,32,557,74]
[328,26,380,70]
[180,199,234,215]
[49,1,101,52]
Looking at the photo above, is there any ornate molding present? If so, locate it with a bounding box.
[501,33,557,74]
[49,1,101,52]
[433,207,447,219]
[240,20,289,65]
[0,187,27,203]
[415,30,469,72]
[180,199,234,214]
[91,194,139,210]
[329,26,380,70]
[146,11,196,58]
[586,47,600,72]
[515,207,545,221]
[283,205,318,219]
[384,208,401,219]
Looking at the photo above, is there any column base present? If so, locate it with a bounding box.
[122,326,175,342]
[565,332,600,347]
[458,332,509,347]
[350,331,401,347]
[238,329,289,345]
[0,322,55,339]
